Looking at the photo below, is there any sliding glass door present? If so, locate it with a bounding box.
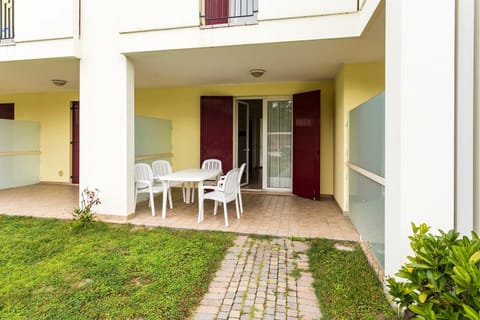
[263,98,292,190]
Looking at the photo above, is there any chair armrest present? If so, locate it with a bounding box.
[201,185,221,192]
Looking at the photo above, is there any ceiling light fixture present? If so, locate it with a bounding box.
[249,69,266,78]
[51,79,67,87]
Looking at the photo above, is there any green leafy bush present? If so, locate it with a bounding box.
[72,187,101,228]
[387,223,480,320]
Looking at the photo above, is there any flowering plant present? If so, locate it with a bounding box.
[72,187,101,227]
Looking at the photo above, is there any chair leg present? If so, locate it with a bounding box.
[149,193,155,216]
[134,189,138,211]
[213,201,218,216]
[223,201,229,227]
[168,188,173,209]
[182,184,186,203]
[235,198,240,219]
[238,191,244,214]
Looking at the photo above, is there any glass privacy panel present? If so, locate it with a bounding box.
[0,119,40,189]
[349,92,385,176]
[349,169,385,268]
[135,116,172,163]
[267,100,292,189]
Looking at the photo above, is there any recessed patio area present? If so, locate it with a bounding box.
[0,183,359,241]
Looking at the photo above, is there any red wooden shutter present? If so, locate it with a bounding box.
[200,96,233,172]
[292,90,321,199]
[205,0,229,25]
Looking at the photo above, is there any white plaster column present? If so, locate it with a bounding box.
[455,0,475,235]
[474,1,480,232]
[385,1,455,276]
[79,0,135,216]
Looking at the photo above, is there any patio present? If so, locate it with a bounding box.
[0,183,359,241]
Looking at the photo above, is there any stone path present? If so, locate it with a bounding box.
[194,236,322,320]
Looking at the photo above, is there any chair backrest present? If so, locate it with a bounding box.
[135,163,153,188]
[238,163,246,184]
[201,159,222,170]
[152,160,172,177]
[223,168,240,197]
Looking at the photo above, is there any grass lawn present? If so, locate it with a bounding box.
[0,216,235,320]
[308,239,400,320]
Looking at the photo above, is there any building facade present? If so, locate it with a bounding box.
[0,0,479,278]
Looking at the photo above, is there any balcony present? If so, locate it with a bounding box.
[200,0,258,27]
[0,0,14,41]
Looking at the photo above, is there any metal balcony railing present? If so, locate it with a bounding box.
[0,0,14,40]
[201,0,258,26]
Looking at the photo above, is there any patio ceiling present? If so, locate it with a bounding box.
[0,3,384,94]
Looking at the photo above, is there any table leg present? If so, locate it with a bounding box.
[197,181,204,223]
[184,182,190,204]
[162,181,169,219]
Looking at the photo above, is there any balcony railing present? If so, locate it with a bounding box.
[0,0,14,40]
[201,0,258,26]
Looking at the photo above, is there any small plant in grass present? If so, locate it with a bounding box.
[387,222,480,320]
[72,187,100,228]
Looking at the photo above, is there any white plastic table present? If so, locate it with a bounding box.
[157,168,222,222]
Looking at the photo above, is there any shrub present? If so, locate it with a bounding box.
[72,187,101,228]
[387,223,480,320]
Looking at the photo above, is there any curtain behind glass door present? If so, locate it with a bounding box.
[267,100,292,189]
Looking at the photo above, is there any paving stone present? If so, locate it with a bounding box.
[193,236,322,320]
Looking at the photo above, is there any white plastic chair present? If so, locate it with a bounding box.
[218,162,246,214]
[201,168,240,226]
[135,163,170,216]
[191,159,223,203]
[152,160,186,203]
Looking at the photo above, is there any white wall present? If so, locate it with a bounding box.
[385,1,455,276]
[259,0,359,20]
[0,0,79,61]
[117,0,199,33]
[475,1,480,232]
[119,0,381,54]
[14,0,78,42]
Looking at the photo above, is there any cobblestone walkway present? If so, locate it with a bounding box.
[194,236,321,320]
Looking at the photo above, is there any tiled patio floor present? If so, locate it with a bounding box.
[0,183,359,242]
[0,183,361,320]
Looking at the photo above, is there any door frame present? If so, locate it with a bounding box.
[70,101,80,184]
[234,96,263,188]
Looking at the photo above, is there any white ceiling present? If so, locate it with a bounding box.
[0,3,384,94]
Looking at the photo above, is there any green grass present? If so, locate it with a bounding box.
[0,216,235,320]
[308,239,400,320]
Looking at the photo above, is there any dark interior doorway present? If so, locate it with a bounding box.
[237,99,263,189]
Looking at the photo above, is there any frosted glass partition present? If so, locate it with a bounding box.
[349,169,385,267]
[0,119,40,189]
[135,116,172,165]
[349,92,385,176]
[348,92,385,269]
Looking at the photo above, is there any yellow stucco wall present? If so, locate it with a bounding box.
[334,62,385,211]
[136,81,335,195]
[1,81,334,194]
[0,92,79,183]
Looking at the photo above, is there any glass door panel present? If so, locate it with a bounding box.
[266,100,292,189]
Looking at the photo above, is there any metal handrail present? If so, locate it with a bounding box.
[0,0,14,40]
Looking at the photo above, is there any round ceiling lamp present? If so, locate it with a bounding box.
[249,69,266,78]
